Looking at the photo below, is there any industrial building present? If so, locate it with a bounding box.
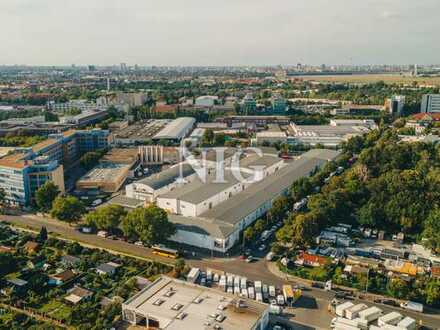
[125,164,197,202]
[76,163,131,193]
[59,109,108,127]
[288,120,374,147]
[122,276,269,330]
[152,117,196,142]
[111,119,171,145]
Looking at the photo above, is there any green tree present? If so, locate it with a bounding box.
[0,253,17,276]
[254,219,265,233]
[387,278,409,299]
[425,280,440,306]
[243,227,255,244]
[122,205,175,244]
[422,208,440,254]
[50,195,85,223]
[213,133,226,146]
[85,204,127,232]
[268,196,289,222]
[202,129,214,146]
[35,181,60,211]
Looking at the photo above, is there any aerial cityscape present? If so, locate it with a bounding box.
[0,1,440,330]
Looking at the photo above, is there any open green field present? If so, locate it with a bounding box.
[296,74,440,86]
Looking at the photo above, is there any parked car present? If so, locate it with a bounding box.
[374,299,398,307]
[246,256,255,263]
[258,244,266,252]
[134,241,144,246]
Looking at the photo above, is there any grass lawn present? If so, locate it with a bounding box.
[38,300,63,313]
[47,303,72,321]
[296,74,440,86]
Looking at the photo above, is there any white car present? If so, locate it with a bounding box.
[134,241,144,246]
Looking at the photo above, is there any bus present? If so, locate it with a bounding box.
[152,245,179,259]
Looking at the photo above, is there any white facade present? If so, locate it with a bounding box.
[195,96,218,107]
[421,94,440,113]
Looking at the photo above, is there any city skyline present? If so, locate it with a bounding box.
[1,0,439,66]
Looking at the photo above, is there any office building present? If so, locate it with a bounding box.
[386,95,406,116]
[421,94,440,113]
[241,94,257,114]
[122,276,269,330]
[0,129,109,206]
[270,93,287,114]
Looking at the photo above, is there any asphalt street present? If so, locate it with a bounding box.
[1,214,439,329]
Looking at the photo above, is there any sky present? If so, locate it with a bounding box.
[1,0,439,66]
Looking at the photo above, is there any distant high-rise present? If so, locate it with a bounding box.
[271,93,287,114]
[421,94,440,113]
[106,78,110,91]
[386,95,405,116]
[241,93,257,115]
[414,64,418,76]
[120,62,128,72]
[88,65,96,72]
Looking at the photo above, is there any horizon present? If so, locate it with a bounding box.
[1,0,439,66]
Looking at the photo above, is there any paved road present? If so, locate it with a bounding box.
[2,214,439,329]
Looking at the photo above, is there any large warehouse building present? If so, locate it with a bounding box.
[152,117,196,142]
[120,148,339,253]
[166,149,339,252]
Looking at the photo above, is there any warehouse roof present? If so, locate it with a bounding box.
[153,117,195,140]
[200,154,336,227]
[172,149,340,238]
[160,170,251,205]
[238,153,283,169]
[137,164,195,190]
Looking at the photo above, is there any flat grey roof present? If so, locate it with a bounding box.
[160,170,251,205]
[153,117,195,140]
[238,154,282,169]
[137,164,195,190]
[107,195,144,208]
[171,149,340,238]
[123,276,266,330]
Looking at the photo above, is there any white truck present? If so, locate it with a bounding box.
[358,306,382,323]
[400,301,423,313]
[254,281,262,293]
[226,275,234,288]
[331,317,367,330]
[345,303,368,320]
[187,268,200,283]
[241,288,248,298]
[335,301,354,318]
[276,295,285,306]
[219,275,227,291]
[248,287,255,300]
[262,284,269,300]
[269,286,276,298]
[269,304,282,315]
[397,316,417,330]
[240,277,247,290]
[378,312,403,327]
